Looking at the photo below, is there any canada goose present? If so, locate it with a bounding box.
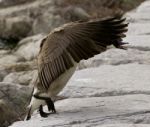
[25,15,128,120]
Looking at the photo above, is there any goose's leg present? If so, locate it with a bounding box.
[38,105,50,118]
[33,94,56,113]
[45,98,56,113]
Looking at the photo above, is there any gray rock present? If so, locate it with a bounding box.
[96,125,150,127]
[0,50,12,80]
[0,82,32,127]
[33,6,90,34]
[0,0,55,17]
[0,49,26,80]
[0,61,36,82]
[126,12,150,23]
[3,70,37,86]
[0,16,32,39]
[0,0,60,39]
[61,64,150,98]
[0,0,34,8]
[62,6,90,22]
[78,48,150,69]
[137,0,150,12]
[32,13,62,35]
[0,50,10,56]
[0,54,23,65]
[0,100,17,127]
[10,63,150,127]
[124,35,150,50]
[0,68,8,82]
[10,94,150,127]
[15,34,45,61]
[127,23,150,35]
[4,61,37,72]
[125,0,150,23]
[0,0,90,38]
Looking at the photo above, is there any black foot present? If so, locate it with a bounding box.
[39,105,50,118]
[45,98,56,113]
[33,94,56,113]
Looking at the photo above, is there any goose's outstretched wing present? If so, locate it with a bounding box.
[37,16,128,91]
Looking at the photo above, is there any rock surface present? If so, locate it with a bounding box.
[0,0,94,40]
[0,0,34,8]
[9,94,150,127]
[10,0,150,127]
[3,70,37,86]
[78,48,150,70]
[0,0,57,39]
[0,16,32,39]
[0,82,32,127]
[15,34,45,61]
[61,64,150,98]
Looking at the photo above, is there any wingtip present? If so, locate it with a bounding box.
[113,41,129,50]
